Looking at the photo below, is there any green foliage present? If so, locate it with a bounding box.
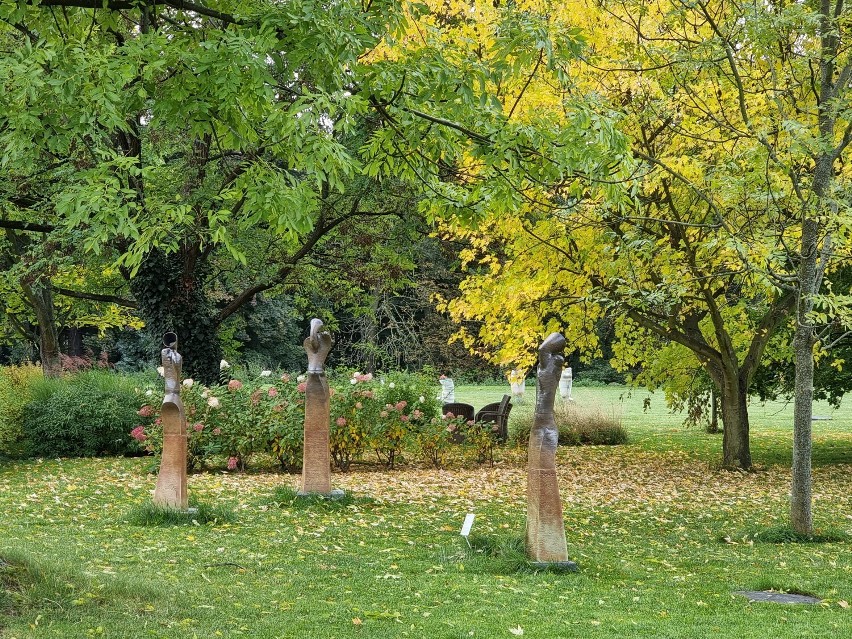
[509,402,628,447]
[21,370,142,458]
[723,526,851,545]
[0,363,42,456]
[270,486,374,510]
[124,501,235,527]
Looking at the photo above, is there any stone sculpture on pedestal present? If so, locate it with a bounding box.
[300,319,334,495]
[526,332,576,569]
[153,332,188,510]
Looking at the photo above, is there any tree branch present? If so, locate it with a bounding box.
[53,286,138,309]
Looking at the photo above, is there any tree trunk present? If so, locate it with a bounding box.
[130,248,222,385]
[790,209,821,535]
[20,279,62,378]
[791,320,814,535]
[719,373,751,469]
[707,389,719,434]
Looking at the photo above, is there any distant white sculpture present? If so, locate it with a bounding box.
[438,376,455,403]
[559,367,573,401]
[508,369,526,404]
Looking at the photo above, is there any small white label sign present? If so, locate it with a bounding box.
[460,513,475,538]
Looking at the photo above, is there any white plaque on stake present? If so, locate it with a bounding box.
[460,513,475,547]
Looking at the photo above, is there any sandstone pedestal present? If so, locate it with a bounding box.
[526,332,576,569]
[300,319,334,496]
[153,333,189,510]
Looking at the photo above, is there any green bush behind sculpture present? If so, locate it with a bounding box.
[0,366,502,468]
[21,370,142,457]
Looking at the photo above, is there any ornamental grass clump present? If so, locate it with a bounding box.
[510,402,627,447]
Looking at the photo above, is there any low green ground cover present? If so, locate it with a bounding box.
[0,385,850,638]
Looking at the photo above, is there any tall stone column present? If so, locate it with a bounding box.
[153,332,188,510]
[526,332,575,569]
[300,319,333,495]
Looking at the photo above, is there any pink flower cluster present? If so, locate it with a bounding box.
[137,405,153,418]
[351,372,373,383]
[130,425,147,441]
[228,379,243,391]
[227,456,239,470]
[192,422,204,432]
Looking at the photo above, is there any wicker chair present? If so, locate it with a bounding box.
[474,394,512,444]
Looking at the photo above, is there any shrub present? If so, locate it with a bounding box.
[22,370,142,457]
[0,364,43,457]
[509,403,628,447]
[136,369,446,471]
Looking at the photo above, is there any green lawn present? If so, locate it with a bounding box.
[1,385,850,638]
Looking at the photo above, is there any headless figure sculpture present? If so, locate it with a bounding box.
[153,332,188,509]
[300,319,333,495]
[526,332,571,564]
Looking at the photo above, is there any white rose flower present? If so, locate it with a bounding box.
[260,370,272,378]
[156,366,165,377]
[350,378,357,385]
[207,396,220,408]
[182,378,194,388]
[388,382,395,389]
[219,359,231,370]
[419,396,425,403]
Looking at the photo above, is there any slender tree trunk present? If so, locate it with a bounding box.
[790,209,822,535]
[791,319,814,534]
[708,389,719,434]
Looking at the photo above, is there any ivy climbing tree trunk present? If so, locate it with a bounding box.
[130,247,222,385]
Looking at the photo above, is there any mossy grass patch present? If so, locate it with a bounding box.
[270,485,375,510]
[720,525,850,544]
[124,500,235,526]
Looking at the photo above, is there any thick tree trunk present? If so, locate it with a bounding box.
[130,248,222,385]
[20,279,62,378]
[719,373,751,469]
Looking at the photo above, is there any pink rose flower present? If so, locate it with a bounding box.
[227,457,238,471]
